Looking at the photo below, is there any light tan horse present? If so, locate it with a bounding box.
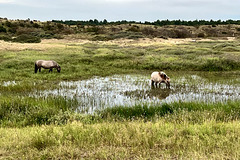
[35,60,61,73]
[151,71,170,88]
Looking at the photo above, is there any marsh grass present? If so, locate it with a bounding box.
[1,39,240,81]
[0,96,80,127]
[99,101,240,122]
[0,39,240,159]
[0,96,240,127]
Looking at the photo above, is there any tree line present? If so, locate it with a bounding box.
[52,19,240,26]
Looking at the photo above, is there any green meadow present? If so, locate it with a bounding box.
[0,38,240,159]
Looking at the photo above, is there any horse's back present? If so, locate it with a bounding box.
[151,71,161,82]
[36,60,57,68]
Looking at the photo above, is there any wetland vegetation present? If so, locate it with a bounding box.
[0,35,240,159]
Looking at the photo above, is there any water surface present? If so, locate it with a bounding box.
[39,73,240,113]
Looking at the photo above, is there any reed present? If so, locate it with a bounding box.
[0,96,79,127]
[99,101,240,123]
[1,97,240,127]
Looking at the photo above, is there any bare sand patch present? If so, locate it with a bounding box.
[93,37,237,47]
[0,40,65,51]
[0,37,236,51]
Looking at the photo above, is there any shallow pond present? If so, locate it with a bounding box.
[38,72,240,113]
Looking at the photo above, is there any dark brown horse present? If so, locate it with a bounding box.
[35,60,61,73]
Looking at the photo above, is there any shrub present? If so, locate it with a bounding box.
[0,34,11,41]
[127,32,144,39]
[0,25,7,33]
[141,27,157,36]
[85,26,101,33]
[13,34,41,43]
[197,32,205,38]
[16,27,41,36]
[127,25,140,32]
[174,29,192,38]
[92,35,112,41]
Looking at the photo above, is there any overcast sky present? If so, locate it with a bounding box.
[0,0,240,22]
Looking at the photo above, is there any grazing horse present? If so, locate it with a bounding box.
[151,71,170,89]
[35,60,61,73]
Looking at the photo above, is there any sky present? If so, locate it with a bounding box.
[0,0,240,22]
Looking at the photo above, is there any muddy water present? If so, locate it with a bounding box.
[39,73,240,113]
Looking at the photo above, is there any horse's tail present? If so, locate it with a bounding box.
[34,62,38,73]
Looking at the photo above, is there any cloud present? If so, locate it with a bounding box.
[0,0,239,21]
[0,0,14,4]
[104,0,148,3]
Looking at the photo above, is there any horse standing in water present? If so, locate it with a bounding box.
[35,60,61,73]
[151,71,171,89]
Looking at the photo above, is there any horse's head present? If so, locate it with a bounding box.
[160,72,171,88]
[160,72,168,80]
[57,66,61,73]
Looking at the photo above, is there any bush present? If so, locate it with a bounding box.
[0,34,11,41]
[127,25,140,32]
[0,26,7,33]
[197,32,205,38]
[174,29,192,38]
[92,35,112,41]
[13,34,41,43]
[85,26,101,33]
[141,27,158,36]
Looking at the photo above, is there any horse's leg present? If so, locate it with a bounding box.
[151,80,154,87]
[35,64,38,73]
[166,82,170,89]
[166,82,169,89]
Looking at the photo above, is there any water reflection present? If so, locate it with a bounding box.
[38,74,240,113]
[125,88,171,100]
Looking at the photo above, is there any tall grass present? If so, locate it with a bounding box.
[99,101,240,123]
[0,120,240,159]
[1,98,240,127]
[0,96,79,127]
